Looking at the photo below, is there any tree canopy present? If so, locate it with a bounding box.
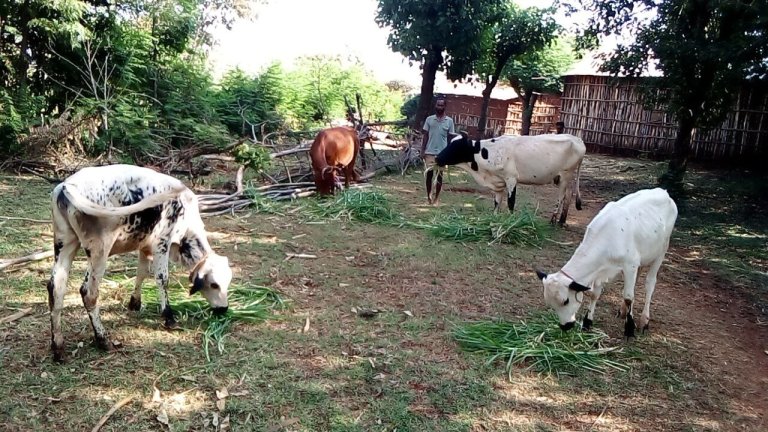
[376,0,506,128]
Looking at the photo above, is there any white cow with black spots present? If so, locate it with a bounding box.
[536,188,678,338]
[47,165,232,362]
[426,133,586,225]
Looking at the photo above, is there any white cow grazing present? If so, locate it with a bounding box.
[427,133,586,225]
[536,188,678,338]
[47,165,232,362]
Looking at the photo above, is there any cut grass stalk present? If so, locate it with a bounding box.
[142,283,286,361]
[453,312,630,377]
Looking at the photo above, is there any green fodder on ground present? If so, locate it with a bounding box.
[141,282,286,360]
[453,312,631,378]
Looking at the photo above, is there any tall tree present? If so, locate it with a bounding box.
[505,37,578,135]
[563,0,768,189]
[375,0,506,129]
[471,4,559,138]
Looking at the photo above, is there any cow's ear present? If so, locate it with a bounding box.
[190,275,204,295]
[473,140,481,153]
[535,269,548,280]
[569,281,590,292]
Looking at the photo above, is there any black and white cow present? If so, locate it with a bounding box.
[536,188,678,338]
[426,133,586,225]
[47,165,232,362]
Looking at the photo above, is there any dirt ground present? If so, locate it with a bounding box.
[0,153,766,431]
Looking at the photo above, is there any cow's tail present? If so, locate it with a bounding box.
[60,181,187,218]
[574,159,583,211]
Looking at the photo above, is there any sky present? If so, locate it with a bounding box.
[207,0,559,86]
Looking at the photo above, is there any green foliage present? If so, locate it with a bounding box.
[233,142,272,172]
[376,0,508,126]
[505,37,579,96]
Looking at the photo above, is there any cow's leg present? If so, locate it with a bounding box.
[433,168,443,205]
[425,168,434,204]
[128,252,151,311]
[619,263,640,339]
[558,180,575,226]
[152,242,175,328]
[80,246,112,351]
[493,191,505,213]
[48,237,79,363]
[504,178,518,213]
[551,173,569,225]
[507,186,517,212]
[638,252,666,332]
[580,285,603,331]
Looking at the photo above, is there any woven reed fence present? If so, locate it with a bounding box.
[560,75,768,161]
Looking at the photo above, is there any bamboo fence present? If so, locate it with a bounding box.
[560,75,768,161]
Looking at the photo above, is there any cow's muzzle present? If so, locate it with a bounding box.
[212,306,229,316]
[559,321,576,332]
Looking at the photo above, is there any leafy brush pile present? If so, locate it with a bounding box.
[307,188,400,223]
[453,313,629,377]
[415,209,550,246]
[143,283,286,360]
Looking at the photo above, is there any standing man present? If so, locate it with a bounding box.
[422,97,455,205]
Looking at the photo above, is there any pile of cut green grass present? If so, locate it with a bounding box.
[453,313,630,377]
[143,283,286,360]
[307,188,400,223]
[415,209,550,246]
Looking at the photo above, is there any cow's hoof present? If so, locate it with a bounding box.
[127,296,141,311]
[52,346,66,364]
[164,318,178,330]
[624,315,636,339]
[94,335,114,352]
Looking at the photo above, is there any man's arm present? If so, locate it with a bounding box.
[421,120,430,156]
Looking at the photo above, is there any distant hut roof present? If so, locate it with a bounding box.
[563,51,662,78]
[434,75,518,100]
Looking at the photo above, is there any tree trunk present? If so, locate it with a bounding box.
[520,91,538,136]
[413,49,442,130]
[660,116,694,195]
[477,75,499,139]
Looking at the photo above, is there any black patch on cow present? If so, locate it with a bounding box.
[191,275,204,295]
[162,304,176,328]
[490,138,496,142]
[470,161,479,171]
[507,187,517,212]
[84,248,91,258]
[472,140,481,153]
[56,188,70,210]
[47,278,55,309]
[54,241,63,261]
[156,241,169,256]
[569,280,590,292]
[553,175,561,186]
[121,187,145,206]
[166,199,184,224]
[582,316,593,331]
[79,282,88,298]
[158,271,168,288]
[124,205,162,237]
[180,236,204,266]
[481,148,489,160]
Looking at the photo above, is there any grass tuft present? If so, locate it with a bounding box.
[143,283,286,360]
[453,312,630,377]
[308,188,399,223]
[414,209,551,246]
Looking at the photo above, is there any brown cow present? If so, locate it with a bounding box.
[310,126,360,195]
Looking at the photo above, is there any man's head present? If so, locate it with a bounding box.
[435,98,446,116]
